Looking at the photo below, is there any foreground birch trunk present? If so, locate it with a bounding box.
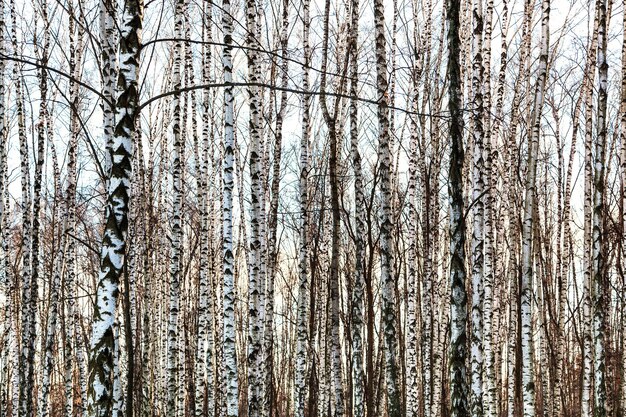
[592,1,608,414]
[446,0,468,415]
[87,0,142,414]
[221,0,238,411]
[294,0,312,412]
[373,0,401,413]
[12,0,34,410]
[469,1,485,415]
[520,0,549,416]
[349,0,367,414]
[245,0,265,411]
[620,0,626,410]
[165,0,185,414]
[582,9,600,416]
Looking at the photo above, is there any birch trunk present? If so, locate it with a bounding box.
[195,3,213,415]
[165,0,185,414]
[221,0,238,410]
[87,0,142,414]
[592,1,608,414]
[482,0,497,415]
[36,3,57,413]
[447,0,469,415]
[294,0,312,412]
[406,37,420,416]
[520,1,549,416]
[620,0,626,410]
[582,9,600,416]
[245,0,265,411]
[12,0,34,410]
[373,0,401,413]
[349,0,366,415]
[470,1,485,415]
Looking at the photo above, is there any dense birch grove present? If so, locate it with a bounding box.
[1,0,626,415]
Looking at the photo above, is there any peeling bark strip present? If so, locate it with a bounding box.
[87,0,142,414]
[446,0,468,416]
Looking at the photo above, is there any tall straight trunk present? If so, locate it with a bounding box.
[12,0,34,411]
[349,0,366,415]
[582,9,600,417]
[262,2,289,415]
[620,0,626,410]
[166,0,185,415]
[592,1,608,414]
[0,0,7,413]
[447,0,468,416]
[294,0,311,413]
[195,3,213,415]
[405,27,419,415]
[482,0,496,415]
[245,0,265,412]
[470,1,485,416]
[37,4,60,415]
[373,0,400,414]
[86,0,142,414]
[419,1,435,411]
[221,0,238,410]
[318,0,347,413]
[27,7,50,415]
[63,4,84,416]
[520,1,549,416]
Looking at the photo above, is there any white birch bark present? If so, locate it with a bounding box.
[470,1,485,415]
[221,0,238,410]
[592,1,608,414]
[165,0,185,414]
[374,0,401,413]
[244,0,265,413]
[349,0,366,415]
[406,58,420,417]
[620,0,626,409]
[195,3,214,415]
[482,0,497,414]
[87,0,142,413]
[447,0,469,415]
[520,1,549,416]
[12,0,34,410]
[582,10,600,416]
[294,0,311,412]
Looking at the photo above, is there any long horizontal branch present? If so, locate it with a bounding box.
[139,81,449,117]
[2,52,451,118]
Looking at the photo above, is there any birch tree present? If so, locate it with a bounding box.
[87,0,142,414]
[520,0,549,416]
[221,0,238,411]
[592,1,608,415]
